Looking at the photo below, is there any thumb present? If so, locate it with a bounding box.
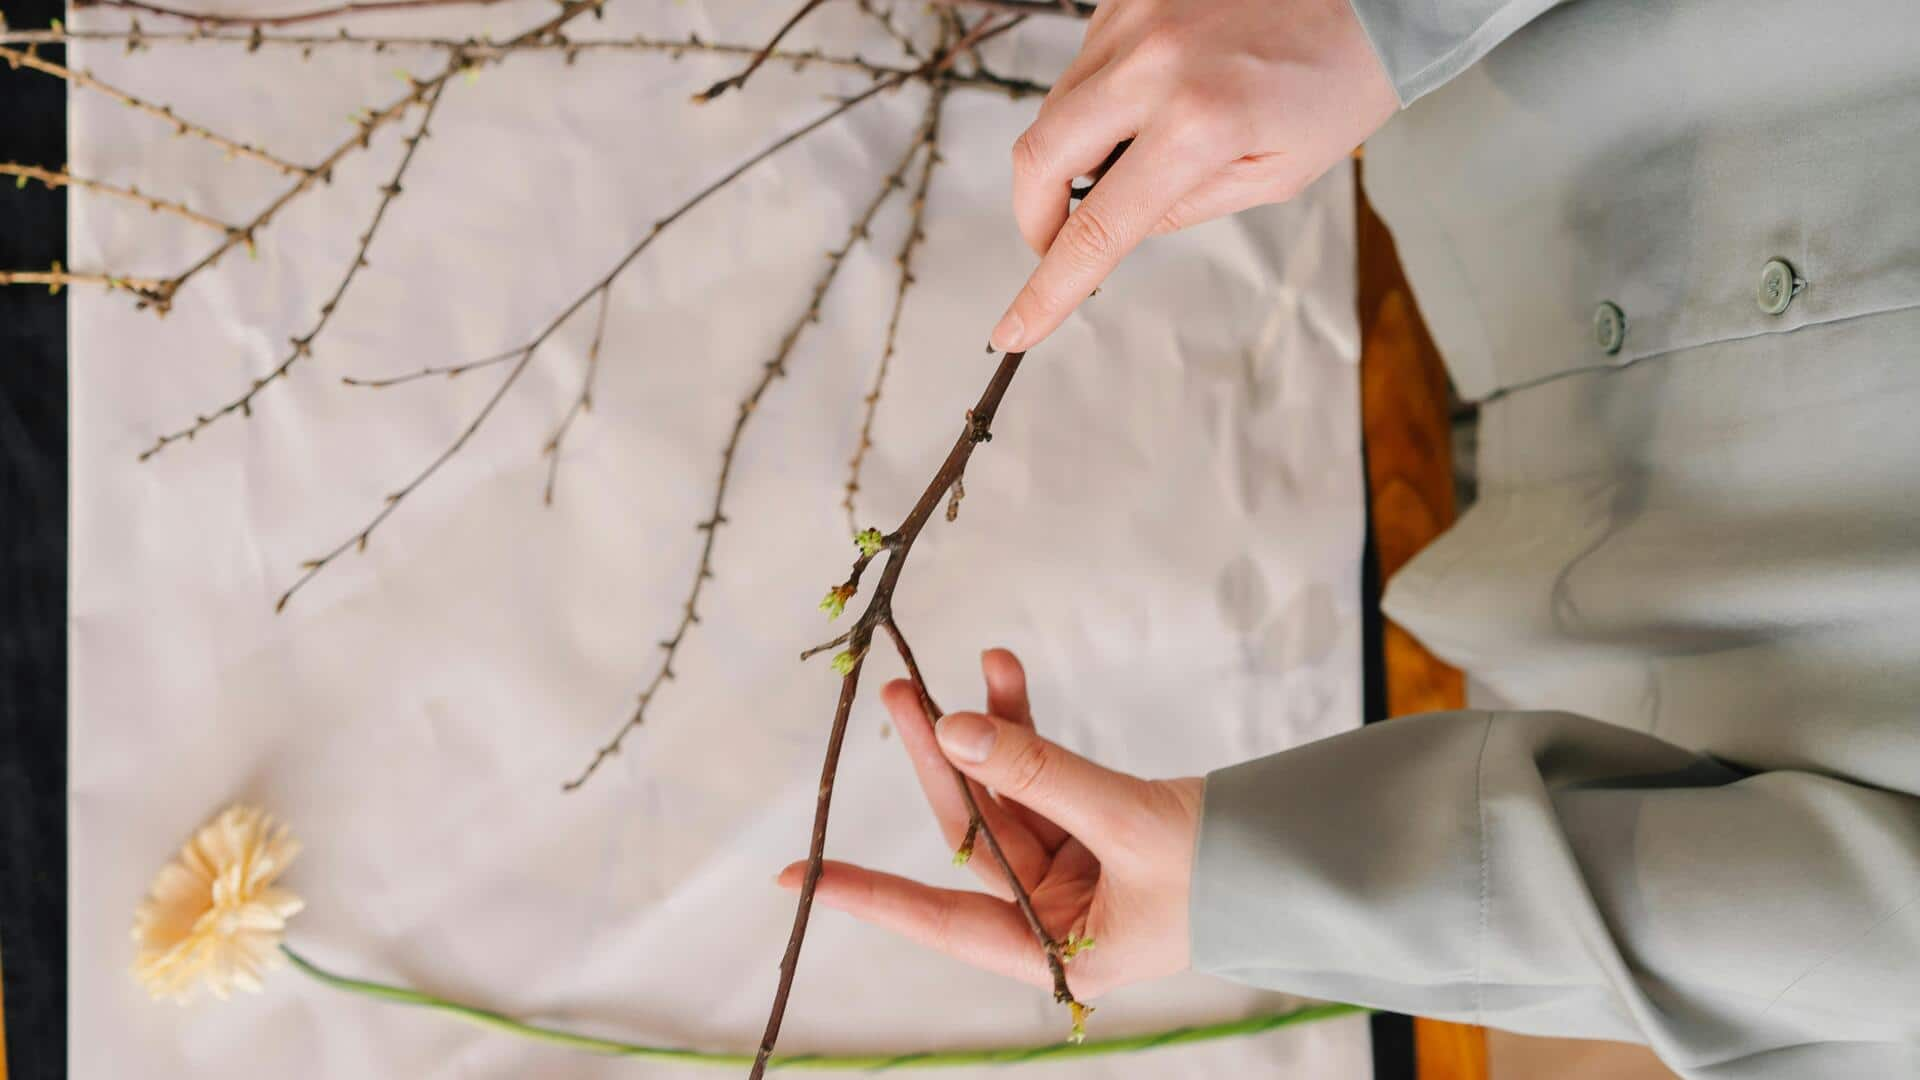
[936,712,1142,853]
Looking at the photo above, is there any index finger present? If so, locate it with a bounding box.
[990,129,1217,353]
[777,859,1054,991]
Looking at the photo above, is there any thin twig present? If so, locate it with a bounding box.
[932,0,1092,16]
[0,44,309,176]
[853,0,923,61]
[691,0,833,104]
[138,0,601,317]
[139,79,449,461]
[560,97,933,792]
[0,266,168,296]
[285,19,1014,617]
[843,85,946,530]
[0,28,1049,95]
[754,344,1030,1080]
[145,75,432,312]
[0,162,235,233]
[71,0,515,29]
[561,18,1024,792]
[338,348,523,388]
[541,286,611,505]
[882,618,1076,1008]
[275,340,541,612]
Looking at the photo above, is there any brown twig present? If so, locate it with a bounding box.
[691,0,833,104]
[562,18,1024,792]
[881,618,1076,1008]
[560,92,936,793]
[541,286,611,505]
[286,20,1011,618]
[143,74,432,313]
[133,0,600,321]
[854,0,923,61]
[275,344,542,613]
[933,0,1092,17]
[843,84,947,530]
[754,346,1031,1079]
[338,347,522,388]
[0,162,235,233]
[71,0,514,29]
[138,79,449,461]
[0,44,309,176]
[0,266,168,296]
[0,28,1050,95]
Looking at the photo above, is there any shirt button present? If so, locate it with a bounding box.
[1758,258,1802,316]
[1593,301,1626,355]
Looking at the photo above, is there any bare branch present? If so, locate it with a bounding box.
[274,340,537,613]
[541,286,611,505]
[853,0,923,61]
[560,95,935,792]
[753,637,870,1080]
[753,344,1032,1079]
[844,84,947,529]
[0,162,235,233]
[135,0,601,319]
[0,266,168,298]
[0,27,1049,95]
[145,74,433,313]
[139,79,449,460]
[338,348,522,388]
[690,0,833,104]
[287,17,1018,619]
[933,0,1092,17]
[70,0,524,29]
[882,618,1077,1008]
[0,44,309,175]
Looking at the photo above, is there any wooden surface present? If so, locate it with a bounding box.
[1355,162,1485,1080]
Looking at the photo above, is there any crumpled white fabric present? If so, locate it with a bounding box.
[66,1,1370,1075]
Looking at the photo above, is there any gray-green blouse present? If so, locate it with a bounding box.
[1190,1,1920,1076]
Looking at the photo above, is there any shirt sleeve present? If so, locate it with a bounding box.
[1346,0,1575,104]
[1189,709,1920,1079]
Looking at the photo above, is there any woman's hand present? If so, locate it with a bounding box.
[987,0,1399,353]
[776,648,1202,1000]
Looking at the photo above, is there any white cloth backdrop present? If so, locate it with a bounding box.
[67,1,1370,1075]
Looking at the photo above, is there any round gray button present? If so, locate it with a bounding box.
[1758,258,1800,316]
[1593,301,1626,355]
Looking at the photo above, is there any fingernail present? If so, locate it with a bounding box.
[937,713,996,764]
[989,309,1024,353]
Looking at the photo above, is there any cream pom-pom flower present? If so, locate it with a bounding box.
[132,805,304,1003]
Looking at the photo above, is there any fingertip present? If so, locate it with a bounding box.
[880,678,918,709]
[935,711,998,765]
[882,679,935,732]
[980,647,1022,682]
[775,862,805,889]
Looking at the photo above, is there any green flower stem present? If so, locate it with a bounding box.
[282,947,1367,1070]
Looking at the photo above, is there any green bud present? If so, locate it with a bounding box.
[1068,1001,1093,1044]
[854,528,885,556]
[951,844,973,867]
[819,585,852,620]
[830,650,857,676]
[1061,935,1097,961]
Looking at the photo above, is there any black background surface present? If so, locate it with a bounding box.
[1,0,70,1076]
